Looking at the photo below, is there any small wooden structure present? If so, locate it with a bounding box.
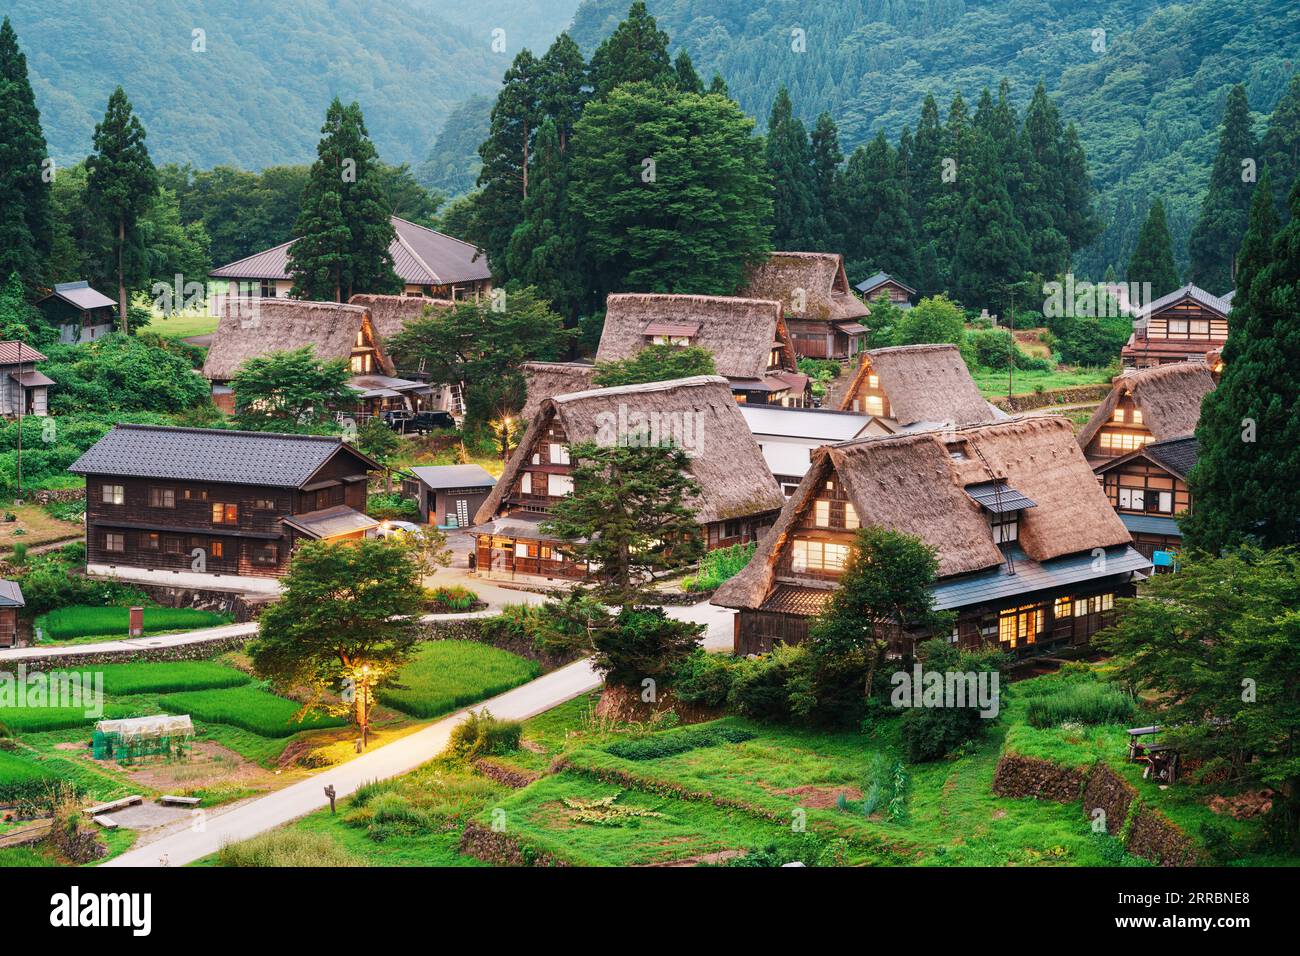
[1127,725,1180,784]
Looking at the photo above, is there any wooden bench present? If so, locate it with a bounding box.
[81,795,143,816]
[91,815,119,830]
[159,795,201,807]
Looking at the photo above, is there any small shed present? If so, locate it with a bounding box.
[0,342,53,417]
[0,579,24,647]
[93,715,194,763]
[36,281,116,343]
[402,464,495,529]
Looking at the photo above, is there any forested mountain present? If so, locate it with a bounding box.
[570,0,1300,277]
[4,0,579,170]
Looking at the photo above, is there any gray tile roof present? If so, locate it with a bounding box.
[0,579,24,607]
[855,271,916,296]
[1119,513,1182,537]
[931,545,1151,611]
[965,480,1037,514]
[1139,283,1231,318]
[42,280,116,311]
[69,425,374,488]
[407,464,496,490]
[1145,436,1199,479]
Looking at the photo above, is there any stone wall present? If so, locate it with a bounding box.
[0,634,250,671]
[990,383,1111,413]
[457,820,569,866]
[993,752,1202,866]
[129,581,274,623]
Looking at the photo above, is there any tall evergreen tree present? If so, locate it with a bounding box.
[538,34,588,153]
[707,73,729,97]
[1059,121,1103,252]
[472,49,543,274]
[844,132,914,280]
[928,93,974,260]
[809,112,845,251]
[1189,84,1257,295]
[85,86,157,332]
[586,1,673,98]
[673,49,703,94]
[908,94,946,293]
[1260,74,1300,223]
[505,120,583,320]
[766,86,820,249]
[951,133,1029,314]
[1185,173,1300,551]
[0,17,52,288]
[1020,83,1071,277]
[287,98,398,301]
[1126,198,1181,299]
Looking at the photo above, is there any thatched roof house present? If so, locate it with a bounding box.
[471,376,785,580]
[203,299,394,384]
[1078,363,1216,460]
[837,344,999,430]
[714,415,1148,656]
[348,293,452,343]
[521,362,597,423]
[739,252,870,360]
[595,293,807,405]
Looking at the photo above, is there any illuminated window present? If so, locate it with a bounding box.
[1131,409,1143,424]
[1054,597,1072,618]
[210,541,224,560]
[867,374,879,388]
[142,532,160,550]
[814,500,830,527]
[1099,431,1152,452]
[1168,319,1188,334]
[998,604,1043,648]
[211,503,238,525]
[863,395,885,416]
[845,503,859,530]
[1113,409,1125,422]
[791,539,849,573]
[1190,320,1209,335]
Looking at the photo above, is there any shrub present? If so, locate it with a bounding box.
[218,830,364,867]
[670,649,734,708]
[480,603,544,648]
[605,723,755,761]
[727,644,807,722]
[424,585,478,612]
[367,492,420,521]
[444,709,522,761]
[966,327,1053,371]
[899,639,1007,762]
[1024,682,1136,728]
[9,542,27,565]
[683,542,756,592]
[592,606,703,687]
[44,499,86,523]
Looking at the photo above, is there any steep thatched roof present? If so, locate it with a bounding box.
[714,415,1132,610]
[838,344,996,425]
[596,294,795,380]
[1077,363,1217,449]
[203,298,392,382]
[521,362,597,422]
[475,375,784,527]
[347,293,452,343]
[739,252,870,323]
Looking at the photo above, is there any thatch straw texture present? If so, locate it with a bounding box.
[838,344,996,425]
[1077,363,1216,449]
[521,362,597,422]
[347,293,453,342]
[739,251,869,322]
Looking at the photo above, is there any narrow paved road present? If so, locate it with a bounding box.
[103,657,602,868]
[0,621,259,664]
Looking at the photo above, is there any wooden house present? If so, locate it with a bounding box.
[202,298,434,419]
[837,344,1001,432]
[595,294,809,406]
[401,464,496,529]
[740,252,870,360]
[70,424,381,581]
[0,342,54,417]
[1092,436,1197,566]
[713,416,1150,657]
[1121,284,1230,368]
[471,376,785,581]
[208,217,491,312]
[35,281,116,343]
[854,271,916,309]
[1077,363,1215,463]
[346,294,463,416]
[0,580,25,648]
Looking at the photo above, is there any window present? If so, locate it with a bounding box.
[998,604,1044,648]
[252,544,279,565]
[549,443,570,465]
[102,484,124,505]
[1190,320,1209,335]
[814,500,830,527]
[863,395,885,416]
[105,532,125,553]
[1054,596,1072,618]
[520,472,532,496]
[210,541,224,560]
[1154,491,1173,514]
[845,503,859,530]
[790,539,849,573]
[252,499,276,510]
[1099,431,1152,453]
[259,279,277,298]
[1118,488,1145,510]
[867,374,879,388]
[514,542,537,558]
[1131,409,1143,425]
[142,532,160,551]
[163,536,185,555]
[1168,319,1188,334]
[351,353,373,374]
[550,474,574,496]
[991,512,1019,544]
[1074,593,1115,617]
[211,503,238,525]
[183,488,208,502]
[1112,409,1125,422]
[148,487,175,508]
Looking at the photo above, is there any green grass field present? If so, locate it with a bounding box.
[36,606,233,642]
[972,366,1113,399]
[159,685,349,738]
[139,311,219,339]
[68,660,252,696]
[376,640,541,719]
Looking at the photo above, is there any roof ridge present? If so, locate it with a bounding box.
[392,225,441,285]
[114,423,343,443]
[553,374,729,403]
[606,292,783,310]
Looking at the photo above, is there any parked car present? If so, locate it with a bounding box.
[382,410,455,434]
[374,519,424,540]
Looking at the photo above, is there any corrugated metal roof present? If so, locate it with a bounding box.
[282,505,379,539]
[0,342,48,364]
[965,480,1037,513]
[210,218,491,286]
[740,404,872,442]
[1119,513,1181,537]
[0,579,24,607]
[10,370,55,387]
[69,424,374,488]
[408,464,496,490]
[931,546,1151,611]
[42,280,115,311]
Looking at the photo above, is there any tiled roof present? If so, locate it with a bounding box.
[855,271,916,296]
[1138,283,1231,318]
[1119,513,1182,537]
[760,584,834,616]
[209,218,491,286]
[0,580,24,607]
[930,546,1151,611]
[1145,436,1199,479]
[282,505,379,539]
[69,425,376,488]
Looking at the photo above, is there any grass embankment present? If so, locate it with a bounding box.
[35,606,234,643]
[377,640,540,720]
[971,366,1112,399]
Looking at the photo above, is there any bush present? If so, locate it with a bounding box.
[43,499,86,522]
[605,723,755,761]
[1024,682,1136,728]
[218,830,364,867]
[899,639,1007,762]
[367,492,420,521]
[424,585,478,612]
[966,327,1053,371]
[727,644,807,723]
[592,606,703,687]
[670,649,734,708]
[683,542,756,592]
[444,709,522,761]
[480,603,544,648]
